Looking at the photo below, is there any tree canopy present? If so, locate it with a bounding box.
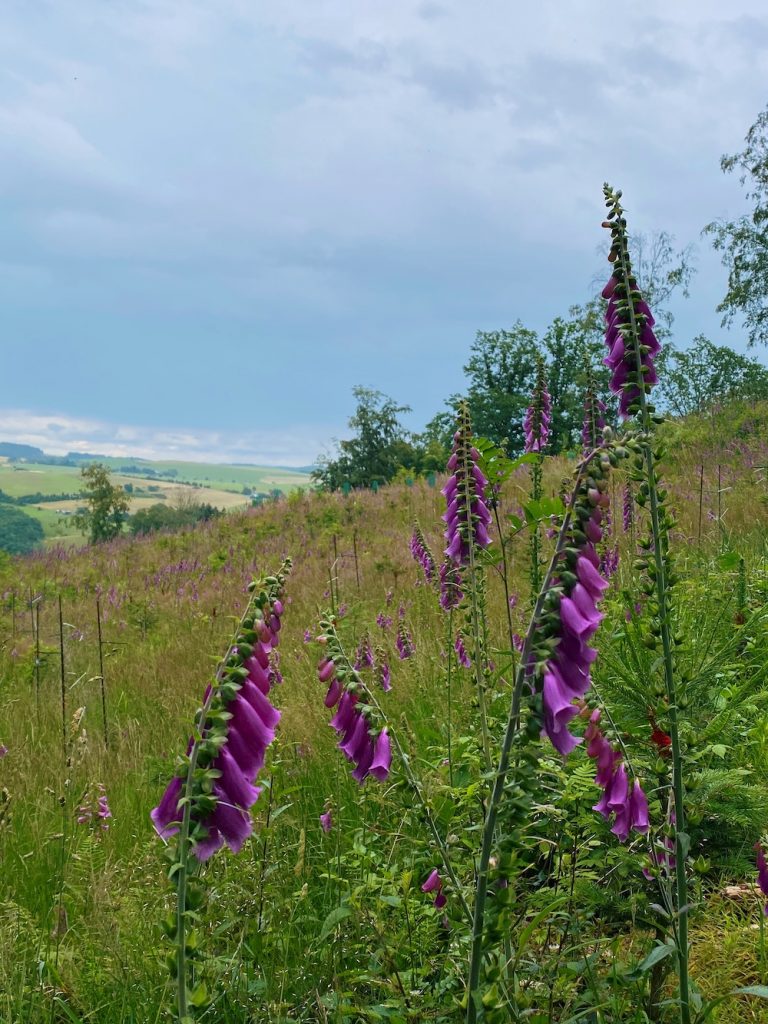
[0,505,44,555]
[74,464,130,543]
[705,103,768,347]
[313,387,415,490]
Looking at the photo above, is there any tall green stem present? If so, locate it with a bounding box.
[609,190,691,1024]
[466,456,594,1023]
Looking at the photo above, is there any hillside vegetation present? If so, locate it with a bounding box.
[0,400,768,1021]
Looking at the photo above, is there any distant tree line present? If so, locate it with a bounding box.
[0,489,81,505]
[129,502,221,536]
[314,94,768,494]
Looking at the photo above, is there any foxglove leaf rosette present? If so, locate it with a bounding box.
[442,403,492,565]
[151,564,291,861]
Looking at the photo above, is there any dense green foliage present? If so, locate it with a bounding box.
[73,463,131,543]
[1,405,768,1020]
[705,103,768,348]
[0,504,44,554]
[658,337,768,417]
[129,500,221,535]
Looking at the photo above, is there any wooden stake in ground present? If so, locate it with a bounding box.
[96,598,109,748]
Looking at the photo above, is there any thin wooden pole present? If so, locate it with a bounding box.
[58,596,66,746]
[697,464,704,544]
[96,598,109,748]
[352,530,361,591]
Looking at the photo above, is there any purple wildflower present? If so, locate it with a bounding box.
[537,453,616,755]
[421,868,447,909]
[585,710,649,842]
[622,483,634,533]
[320,809,333,833]
[602,260,660,420]
[353,634,374,671]
[377,656,392,692]
[376,612,393,630]
[454,634,471,669]
[599,544,620,580]
[321,663,392,784]
[442,403,492,565]
[757,843,768,916]
[410,523,437,584]
[303,629,312,644]
[396,624,414,660]
[151,570,289,861]
[0,744,7,759]
[524,359,552,454]
[438,561,463,612]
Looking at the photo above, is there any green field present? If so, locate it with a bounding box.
[82,457,312,493]
[0,458,312,546]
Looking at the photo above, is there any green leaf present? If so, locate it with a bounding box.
[678,831,691,860]
[734,986,768,998]
[625,941,675,980]
[523,496,565,523]
[717,551,741,571]
[319,904,351,942]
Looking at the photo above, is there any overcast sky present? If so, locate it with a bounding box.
[1,1,767,464]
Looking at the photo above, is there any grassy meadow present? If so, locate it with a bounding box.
[1,408,768,1021]
[0,459,311,548]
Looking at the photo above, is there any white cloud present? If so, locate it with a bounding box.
[0,410,334,466]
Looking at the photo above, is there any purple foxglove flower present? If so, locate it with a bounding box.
[0,744,7,759]
[757,843,768,915]
[151,580,288,861]
[396,624,414,660]
[454,634,471,668]
[369,729,392,781]
[443,405,493,565]
[602,267,660,419]
[421,868,446,908]
[320,809,333,833]
[378,659,391,692]
[623,483,634,533]
[324,676,343,708]
[599,545,620,580]
[629,781,649,833]
[376,612,393,630]
[438,561,463,611]
[410,524,437,584]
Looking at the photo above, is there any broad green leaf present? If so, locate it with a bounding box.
[319,904,351,942]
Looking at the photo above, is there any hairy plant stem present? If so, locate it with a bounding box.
[611,197,691,1024]
[466,454,595,1023]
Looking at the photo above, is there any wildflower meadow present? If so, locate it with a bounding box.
[4,189,768,1023]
